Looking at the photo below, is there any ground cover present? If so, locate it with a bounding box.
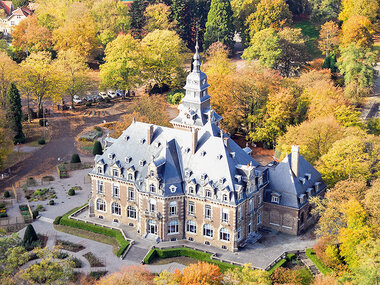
[292,19,321,59]
[143,247,239,272]
[55,239,85,252]
[57,205,129,257]
[83,252,105,267]
[25,187,56,202]
[19,204,32,220]
[305,248,332,275]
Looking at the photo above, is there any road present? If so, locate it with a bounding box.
[0,111,126,189]
[362,62,380,119]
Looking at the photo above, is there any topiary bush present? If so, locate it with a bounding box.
[70,153,81,164]
[49,199,55,205]
[92,141,103,156]
[3,190,10,198]
[23,224,39,250]
[53,216,62,225]
[166,89,185,105]
[32,209,39,219]
[38,138,46,145]
[68,189,75,196]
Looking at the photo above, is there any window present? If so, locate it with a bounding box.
[221,209,229,223]
[259,194,262,204]
[128,187,134,201]
[186,220,196,233]
[188,186,194,194]
[128,173,133,180]
[238,191,243,200]
[188,201,195,215]
[271,196,279,203]
[307,207,312,219]
[150,170,154,177]
[219,228,230,241]
[203,224,213,237]
[300,212,305,224]
[10,21,15,26]
[149,199,156,212]
[97,180,104,194]
[168,220,179,234]
[249,199,254,212]
[112,202,121,215]
[237,227,242,240]
[201,173,207,180]
[248,221,252,233]
[223,194,228,202]
[205,205,211,219]
[238,206,242,220]
[206,190,212,198]
[257,211,262,225]
[96,199,106,212]
[150,184,156,193]
[112,169,119,177]
[127,206,136,219]
[169,201,177,216]
[112,184,119,198]
[97,166,102,174]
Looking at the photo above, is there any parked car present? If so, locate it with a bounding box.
[107,90,117,99]
[99,91,108,99]
[116,90,124,97]
[73,95,83,104]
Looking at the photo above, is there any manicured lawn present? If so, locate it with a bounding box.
[305,248,332,275]
[268,253,295,274]
[57,205,129,257]
[292,20,322,59]
[143,247,239,273]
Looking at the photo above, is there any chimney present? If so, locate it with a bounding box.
[192,128,198,154]
[147,125,154,144]
[291,145,299,177]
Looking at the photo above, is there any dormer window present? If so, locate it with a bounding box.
[206,190,212,198]
[201,173,207,180]
[112,169,119,177]
[305,173,311,180]
[299,194,306,204]
[155,142,161,148]
[306,188,314,197]
[185,170,191,178]
[201,150,206,156]
[125,156,132,163]
[150,170,155,177]
[235,175,241,183]
[219,178,225,184]
[217,154,223,160]
[238,191,243,200]
[271,196,279,203]
[139,160,145,166]
[97,166,103,174]
[124,135,130,141]
[188,186,194,194]
[150,184,156,193]
[223,194,228,202]
[299,177,306,184]
[108,153,114,159]
[139,138,145,144]
[128,173,133,181]
[169,185,177,193]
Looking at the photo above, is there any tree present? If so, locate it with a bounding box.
[173,262,222,284]
[12,0,29,8]
[12,16,53,53]
[20,51,63,117]
[205,41,235,77]
[97,265,154,284]
[129,0,146,38]
[56,50,91,109]
[339,0,379,23]
[270,267,302,284]
[341,16,375,49]
[318,21,340,56]
[70,153,81,163]
[144,3,175,33]
[276,116,345,164]
[338,43,376,101]
[309,0,341,23]
[22,224,38,250]
[53,2,100,60]
[0,52,18,107]
[0,246,30,277]
[247,0,292,39]
[224,263,271,284]
[93,141,103,156]
[100,34,142,92]
[0,110,12,170]
[7,83,25,144]
[141,29,186,88]
[204,0,235,50]
[231,0,259,46]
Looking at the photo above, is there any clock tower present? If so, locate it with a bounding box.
[170,39,222,131]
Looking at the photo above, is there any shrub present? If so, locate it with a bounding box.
[70,257,82,268]
[32,209,39,219]
[49,199,55,205]
[92,141,103,156]
[19,205,28,211]
[23,224,39,250]
[4,190,10,198]
[83,252,105,267]
[38,138,46,145]
[68,189,75,196]
[270,267,302,285]
[70,153,81,163]
[39,119,47,127]
[36,204,45,211]
[166,92,184,105]
[89,271,108,280]
[53,216,62,225]
[85,102,92,107]
[94,126,102,132]
[0,202,5,209]
[0,212,8,218]
[105,98,110,103]
[57,251,69,259]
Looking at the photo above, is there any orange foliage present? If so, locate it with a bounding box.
[341,15,375,49]
[311,275,339,285]
[96,265,155,285]
[174,262,222,285]
[270,267,302,285]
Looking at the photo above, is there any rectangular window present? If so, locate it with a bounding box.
[237,227,242,240]
[169,205,177,216]
[205,205,211,219]
[257,211,262,225]
[206,190,212,198]
[259,194,262,204]
[271,196,279,203]
[221,209,229,223]
[188,202,195,215]
[188,186,194,194]
[249,199,254,212]
[97,180,104,194]
[149,202,156,212]
[112,184,119,198]
[128,187,134,201]
[238,206,242,220]
[112,169,119,177]
[248,221,252,233]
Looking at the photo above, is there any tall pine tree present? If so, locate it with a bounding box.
[7,83,25,144]
[171,0,195,49]
[129,0,146,39]
[204,0,234,50]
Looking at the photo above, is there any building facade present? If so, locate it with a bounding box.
[88,43,326,252]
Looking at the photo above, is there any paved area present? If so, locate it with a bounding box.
[362,62,380,119]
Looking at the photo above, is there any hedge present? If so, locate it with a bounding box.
[305,248,332,275]
[59,205,129,257]
[143,247,238,272]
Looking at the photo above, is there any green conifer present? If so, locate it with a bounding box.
[23,224,38,250]
[129,0,146,39]
[7,83,25,144]
[92,141,103,156]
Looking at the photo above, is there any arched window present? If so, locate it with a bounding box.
[223,194,228,202]
[128,173,133,180]
[150,184,156,193]
[169,201,177,216]
[219,228,230,241]
[168,220,179,234]
[188,186,194,194]
[186,220,196,233]
[203,224,213,237]
[127,206,136,219]
[149,199,156,212]
[96,199,106,212]
[112,202,121,215]
[97,166,102,174]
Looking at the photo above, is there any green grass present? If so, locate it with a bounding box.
[292,20,322,59]
[144,247,239,272]
[58,205,130,257]
[305,248,332,275]
[268,253,295,274]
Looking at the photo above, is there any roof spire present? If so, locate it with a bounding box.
[192,31,201,72]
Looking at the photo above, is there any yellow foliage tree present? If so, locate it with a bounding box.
[340,15,375,49]
[144,3,176,33]
[339,0,379,22]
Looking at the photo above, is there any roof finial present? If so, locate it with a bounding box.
[193,30,201,72]
[195,30,199,53]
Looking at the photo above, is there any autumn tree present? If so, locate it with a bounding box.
[7,84,25,144]
[173,262,223,284]
[12,0,29,9]
[100,34,142,92]
[0,52,18,107]
[97,265,154,284]
[270,267,302,285]
[129,0,146,38]
[339,0,379,22]
[309,0,341,23]
[224,263,271,284]
[246,0,292,39]
[0,110,13,170]
[231,0,259,46]
[56,50,92,109]
[318,21,340,56]
[170,0,195,49]
[204,0,235,50]
[340,15,375,49]
[141,29,186,89]
[12,15,53,52]
[144,3,175,33]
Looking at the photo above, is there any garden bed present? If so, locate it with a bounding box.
[305,248,332,275]
[55,239,85,252]
[25,187,56,202]
[83,252,105,267]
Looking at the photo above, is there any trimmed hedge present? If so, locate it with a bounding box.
[143,247,238,272]
[305,248,332,275]
[59,205,129,257]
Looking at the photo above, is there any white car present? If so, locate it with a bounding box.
[99,91,108,99]
[116,90,124,97]
[107,90,117,99]
[73,95,83,104]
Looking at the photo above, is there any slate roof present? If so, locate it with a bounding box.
[265,154,327,209]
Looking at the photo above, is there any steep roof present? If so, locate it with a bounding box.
[0,1,12,16]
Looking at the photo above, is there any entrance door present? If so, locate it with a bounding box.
[148,219,157,235]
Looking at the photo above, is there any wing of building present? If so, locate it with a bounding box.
[88,42,326,251]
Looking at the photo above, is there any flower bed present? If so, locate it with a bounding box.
[83,252,105,267]
[56,239,85,252]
